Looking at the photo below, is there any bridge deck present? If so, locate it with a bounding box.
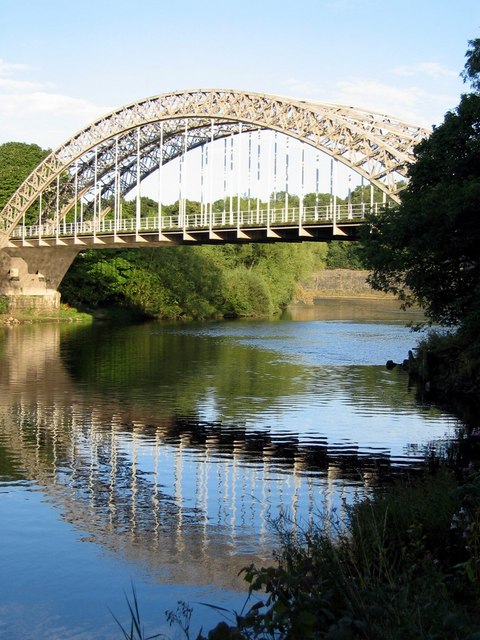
[7,203,370,248]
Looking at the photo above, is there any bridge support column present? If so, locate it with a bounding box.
[0,247,80,312]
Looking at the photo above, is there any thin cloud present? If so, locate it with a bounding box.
[279,78,326,101]
[334,78,420,108]
[393,62,457,79]
[0,77,45,92]
[0,91,111,147]
[280,74,457,127]
[0,58,30,77]
[330,78,439,125]
[0,91,108,116]
[0,60,111,146]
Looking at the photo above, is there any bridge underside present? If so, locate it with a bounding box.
[6,219,360,248]
[0,221,360,312]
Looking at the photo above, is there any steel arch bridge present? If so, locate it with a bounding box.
[0,89,430,248]
[0,89,431,310]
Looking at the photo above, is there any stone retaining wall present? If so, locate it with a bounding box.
[294,269,391,303]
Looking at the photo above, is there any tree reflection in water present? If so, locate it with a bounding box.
[0,313,459,636]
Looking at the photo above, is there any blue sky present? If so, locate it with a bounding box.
[0,0,478,150]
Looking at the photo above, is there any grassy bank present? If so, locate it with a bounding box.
[121,459,480,639]
[0,304,92,325]
[197,462,480,640]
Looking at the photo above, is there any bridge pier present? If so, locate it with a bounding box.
[0,247,80,312]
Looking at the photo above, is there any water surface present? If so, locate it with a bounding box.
[0,299,459,638]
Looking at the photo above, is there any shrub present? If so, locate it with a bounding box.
[222,267,274,318]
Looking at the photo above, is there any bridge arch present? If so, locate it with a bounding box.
[0,89,430,245]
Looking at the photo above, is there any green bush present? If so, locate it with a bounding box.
[348,470,460,578]
[326,241,365,270]
[60,243,323,320]
[221,267,274,317]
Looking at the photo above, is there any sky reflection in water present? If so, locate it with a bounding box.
[0,299,459,638]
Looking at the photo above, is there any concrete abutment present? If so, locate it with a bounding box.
[0,247,80,312]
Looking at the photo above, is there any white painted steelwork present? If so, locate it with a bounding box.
[7,202,377,249]
[0,89,430,248]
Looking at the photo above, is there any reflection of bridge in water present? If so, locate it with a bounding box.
[0,89,431,309]
[0,324,432,589]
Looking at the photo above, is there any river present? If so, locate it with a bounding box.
[0,298,460,639]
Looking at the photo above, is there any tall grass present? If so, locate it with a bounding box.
[112,585,164,640]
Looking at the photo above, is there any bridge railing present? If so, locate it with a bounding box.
[10,202,382,241]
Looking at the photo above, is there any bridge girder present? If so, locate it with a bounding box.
[0,89,431,246]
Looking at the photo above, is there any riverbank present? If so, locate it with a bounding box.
[407,329,480,428]
[201,462,480,640]
[0,304,92,325]
[294,269,395,304]
[1,269,391,326]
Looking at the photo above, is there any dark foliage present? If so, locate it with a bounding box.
[360,90,480,328]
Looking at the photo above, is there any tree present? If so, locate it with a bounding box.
[360,38,480,329]
[326,241,365,270]
[0,142,49,210]
[462,37,480,91]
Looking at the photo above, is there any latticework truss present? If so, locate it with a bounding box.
[0,89,431,243]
